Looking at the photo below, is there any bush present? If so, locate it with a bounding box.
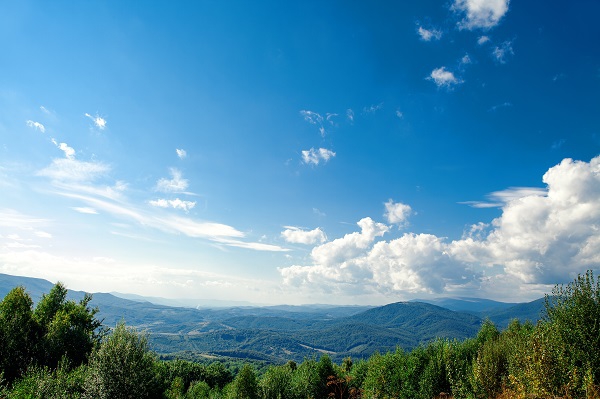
[84,322,161,399]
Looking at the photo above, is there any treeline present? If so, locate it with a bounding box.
[1,271,599,398]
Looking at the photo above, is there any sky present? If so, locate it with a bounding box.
[1,0,599,306]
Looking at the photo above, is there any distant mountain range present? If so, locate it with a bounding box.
[0,273,547,363]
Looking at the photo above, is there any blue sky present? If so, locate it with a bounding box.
[1,0,599,305]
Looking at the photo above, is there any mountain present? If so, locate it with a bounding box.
[414,297,517,313]
[0,273,545,363]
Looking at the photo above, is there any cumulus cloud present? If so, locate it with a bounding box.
[492,40,514,63]
[418,26,443,41]
[149,198,196,212]
[301,148,336,165]
[155,168,189,192]
[384,200,412,226]
[478,35,491,45]
[26,120,45,133]
[176,149,187,159]
[281,226,327,245]
[429,67,462,88]
[453,0,510,30]
[51,138,75,160]
[85,113,107,130]
[281,156,600,298]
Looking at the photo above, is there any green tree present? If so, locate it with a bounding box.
[0,286,38,383]
[227,364,258,399]
[544,270,600,386]
[84,322,161,399]
[258,365,294,399]
[34,283,103,369]
[291,358,320,399]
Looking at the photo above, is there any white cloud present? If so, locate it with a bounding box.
[384,200,412,226]
[176,149,187,159]
[488,102,512,112]
[460,186,547,208]
[37,158,110,182]
[281,156,600,299]
[300,110,323,125]
[51,138,75,160]
[418,26,443,41]
[34,231,52,238]
[326,113,338,125]
[281,226,327,245]
[492,40,514,63]
[478,35,491,45]
[40,106,51,115]
[395,110,404,119]
[26,120,45,133]
[85,113,107,130]
[301,148,336,165]
[300,110,327,137]
[149,198,196,212]
[346,109,354,122]
[363,103,383,114]
[429,67,462,88]
[461,54,472,65]
[156,168,189,192]
[453,0,510,30]
[72,207,99,214]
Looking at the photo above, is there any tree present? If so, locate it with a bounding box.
[34,283,103,369]
[258,365,293,399]
[227,364,258,399]
[0,286,38,383]
[544,270,600,391]
[84,322,161,399]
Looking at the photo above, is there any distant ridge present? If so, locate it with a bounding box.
[0,273,546,363]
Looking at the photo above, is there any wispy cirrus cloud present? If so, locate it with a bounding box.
[72,207,99,214]
[417,26,442,41]
[492,40,514,63]
[37,158,110,182]
[428,67,462,88]
[459,186,547,208]
[346,109,354,123]
[26,120,45,133]
[452,0,510,30]
[301,148,336,165]
[85,113,107,130]
[149,198,196,212]
[155,168,189,193]
[488,102,512,112]
[363,103,383,114]
[300,110,327,136]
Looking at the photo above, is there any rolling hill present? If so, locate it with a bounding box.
[0,273,546,363]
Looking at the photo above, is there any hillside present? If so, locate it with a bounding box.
[0,273,545,363]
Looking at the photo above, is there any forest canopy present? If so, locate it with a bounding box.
[1,271,599,398]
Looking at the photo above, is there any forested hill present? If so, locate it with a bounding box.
[0,273,544,363]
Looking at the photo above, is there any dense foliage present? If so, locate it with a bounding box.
[1,271,600,398]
